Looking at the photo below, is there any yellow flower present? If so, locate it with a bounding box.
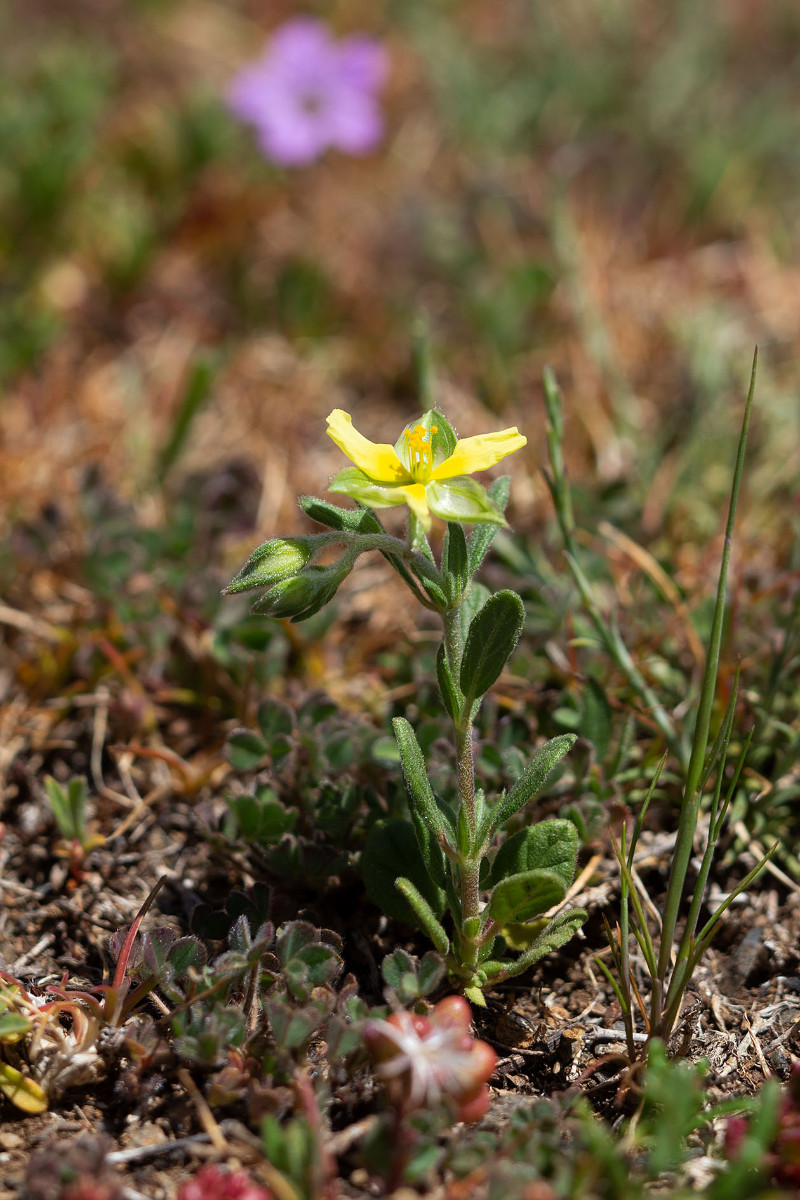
[326,409,526,530]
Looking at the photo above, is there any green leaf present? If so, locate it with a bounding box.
[459,590,524,702]
[463,985,487,1007]
[166,936,207,980]
[436,642,461,721]
[257,699,293,746]
[45,774,87,842]
[395,878,450,955]
[467,476,511,574]
[362,818,446,925]
[500,908,588,980]
[392,718,448,849]
[158,353,217,478]
[487,869,566,924]
[226,730,268,770]
[0,1012,31,1041]
[582,678,612,763]
[489,819,579,890]
[488,734,576,833]
[0,1063,48,1114]
[276,920,317,962]
[229,794,262,840]
[460,581,490,639]
[409,554,448,610]
[442,522,469,605]
[381,948,416,992]
[426,476,506,525]
[417,950,447,996]
[381,948,446,1004]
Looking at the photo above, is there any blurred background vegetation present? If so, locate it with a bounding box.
[1,0,799,798]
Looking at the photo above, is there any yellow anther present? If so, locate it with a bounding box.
[403,424,438,481]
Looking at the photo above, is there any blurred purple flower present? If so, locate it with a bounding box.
[228,17,388,167]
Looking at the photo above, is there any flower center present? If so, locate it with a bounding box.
[403,423,437,482]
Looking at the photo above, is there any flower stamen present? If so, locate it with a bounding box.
[404,423,438,482]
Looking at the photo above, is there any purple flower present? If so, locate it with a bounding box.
[228,17,388,167]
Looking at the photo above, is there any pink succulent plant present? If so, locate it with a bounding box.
[177,1164,272,1200]
[725,1063,800,1188]
[365,995,497,1122]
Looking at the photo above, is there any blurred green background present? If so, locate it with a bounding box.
[2,0,799,621]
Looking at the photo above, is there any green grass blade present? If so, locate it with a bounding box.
[656,349,757,986]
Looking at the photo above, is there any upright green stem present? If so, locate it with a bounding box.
[444,605,481,968]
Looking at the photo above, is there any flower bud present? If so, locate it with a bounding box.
[251,562,350,622]
[225,538,316,594]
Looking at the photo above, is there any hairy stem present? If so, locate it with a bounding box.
[444,606,480,968]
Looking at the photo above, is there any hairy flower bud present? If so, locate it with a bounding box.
[225,538,316,594]
[250,562,350,621]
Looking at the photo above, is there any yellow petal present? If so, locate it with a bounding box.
[326,410,409,484]
[431,428,527,481]
[396,483,432,529]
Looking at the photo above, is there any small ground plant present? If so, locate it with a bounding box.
[225,405,587,1003]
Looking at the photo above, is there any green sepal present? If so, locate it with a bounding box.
[489,819,579,890]
[442,522,470,605]
[427,477,506,526]
[486,734,576,835]
[225,537,318,594]
[436,642,461,721]
[459,589,524,702]
[328,467,410,510]
[395,877,450,955]
[362,818,446,925]
[467,476,511,574]
[487,869,566,925]
[498,908,588,981]
[392,718,449,851]
[299,495,383,533]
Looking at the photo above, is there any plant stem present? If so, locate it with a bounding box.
[443,605,480,969]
